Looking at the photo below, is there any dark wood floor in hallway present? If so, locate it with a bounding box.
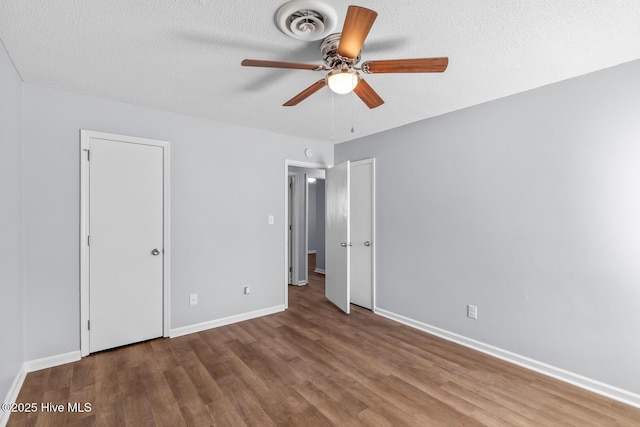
[8,263,640,426]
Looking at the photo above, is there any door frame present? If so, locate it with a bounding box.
[80,130,171,357]
[288,172,299,286]
[284,159,331,309]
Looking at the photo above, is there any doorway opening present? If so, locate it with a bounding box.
[284,158,376,313]
[284,160,330,309]
[287,170,326,286]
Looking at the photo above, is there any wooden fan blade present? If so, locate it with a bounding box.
[337,6,378,59]
[283,79,327,106]
[241,59,324,71]
[353,78,384,109]
[361,57,449,74]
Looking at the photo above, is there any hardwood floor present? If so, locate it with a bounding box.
[8,256,640,426]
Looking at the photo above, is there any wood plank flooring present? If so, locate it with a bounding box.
[8,255,640,426]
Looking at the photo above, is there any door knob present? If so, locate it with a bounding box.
[151,248,161,256]
[340,242,353,248]
[364,241,371,247]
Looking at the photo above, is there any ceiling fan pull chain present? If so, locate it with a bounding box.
[331,91,335,143]
[351,95,355,133]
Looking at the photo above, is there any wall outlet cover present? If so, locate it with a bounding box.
[467,304,477,319]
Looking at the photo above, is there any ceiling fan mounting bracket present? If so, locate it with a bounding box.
[276,0,338,41]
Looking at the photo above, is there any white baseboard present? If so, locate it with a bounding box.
[296,280,307,286]
[314,268,325,274]
[374,307,640,409]
[23,351,81,373]
[307,250,316,254]
[1,351,82,427]
[1,368,27,427]
[170,304,286,338]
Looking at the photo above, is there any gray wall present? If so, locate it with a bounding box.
[19,82,333,360]
[336,59,640,394]
[0,42,24,404]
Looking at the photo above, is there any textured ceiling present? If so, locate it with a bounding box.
[1,0,639,144]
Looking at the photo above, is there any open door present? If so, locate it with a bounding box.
[325,161,351,314]
[350,159,374,310]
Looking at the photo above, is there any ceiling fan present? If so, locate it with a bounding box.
[241,5,448,109]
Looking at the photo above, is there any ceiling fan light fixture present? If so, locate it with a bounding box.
[326,69,360,94]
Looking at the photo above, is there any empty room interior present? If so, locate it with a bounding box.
[2,1,640,425]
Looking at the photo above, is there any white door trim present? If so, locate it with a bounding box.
[288,172,299,287]
[80,130,171,357]
[284,159,331,309]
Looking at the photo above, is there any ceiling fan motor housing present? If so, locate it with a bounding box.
[276,0,338,41]
[321,33,361,69]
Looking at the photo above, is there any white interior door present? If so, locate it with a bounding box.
[88,137,164,353]
[350,160,373,309]
[325,161,350,314]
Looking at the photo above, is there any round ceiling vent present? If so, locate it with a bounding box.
[276,0,337,41]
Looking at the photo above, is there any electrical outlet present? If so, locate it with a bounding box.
[243,286,250,295]
[268,215,274,225]
[467,304,477,319]
[190,293,198,306]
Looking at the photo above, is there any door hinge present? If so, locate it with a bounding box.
[87,320,90,330]
[84,149,90,161]
[87,235,90,246]
[289,267,292,272]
